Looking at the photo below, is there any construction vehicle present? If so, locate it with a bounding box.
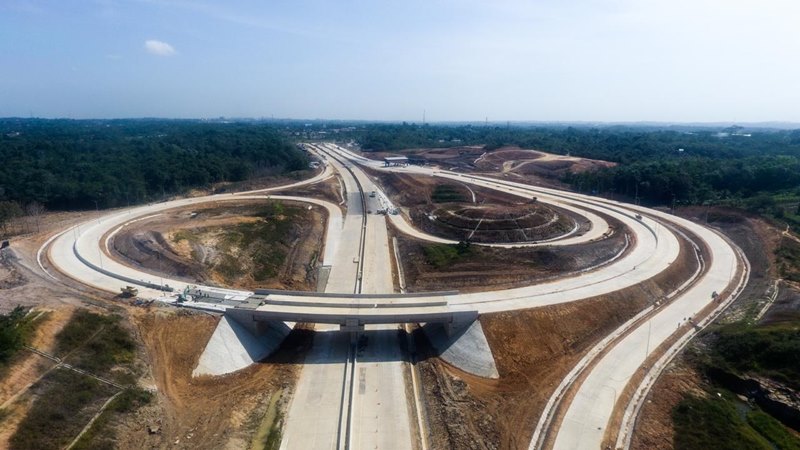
[120,286,139,298]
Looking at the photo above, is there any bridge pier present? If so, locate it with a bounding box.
[422,317,499,379]
[192,309,292,377]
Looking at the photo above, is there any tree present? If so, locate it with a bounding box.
[25,202,46,233]
[0,201,23,238]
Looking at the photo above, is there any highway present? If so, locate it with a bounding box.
[320,143,747,449]
[280,143,413,450]
[39,142,747,449]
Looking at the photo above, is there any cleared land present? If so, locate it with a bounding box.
[394,211,625,293]
[109,201,326,291]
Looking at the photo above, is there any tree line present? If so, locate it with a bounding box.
[333,123,800,212]
[0,119,308,212]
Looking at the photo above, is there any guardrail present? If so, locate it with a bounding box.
[253,289,459,298]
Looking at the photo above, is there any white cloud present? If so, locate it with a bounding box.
[144,39,176,56]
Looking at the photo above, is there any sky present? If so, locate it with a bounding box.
[1,0,800,122]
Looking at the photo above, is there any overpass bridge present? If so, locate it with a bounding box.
[187,287,478,334]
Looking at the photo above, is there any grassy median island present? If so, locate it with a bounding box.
[422,242,473,269]
[9,309,149,450]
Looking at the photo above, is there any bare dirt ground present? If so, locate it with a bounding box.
[408,202,578,244]
[395,212,626,293]
[275,176,344,207]
[116,309,309,450]
[368,169,535,209]
[416,230,699,450]
[365,145,615,190]
[631,207,787,449]
[109,201,326,291]
[474,147,616,177]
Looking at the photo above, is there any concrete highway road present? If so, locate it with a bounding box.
[281,143,414,450]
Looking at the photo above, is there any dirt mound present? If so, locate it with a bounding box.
[396,212,624,293]
[476,147,616,178]
[109,202,326,291]
[418,202,573,244]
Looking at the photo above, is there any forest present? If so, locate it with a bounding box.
[0,119,308,211]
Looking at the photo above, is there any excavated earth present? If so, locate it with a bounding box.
[115,309,312,450]
[415,223,701,450]
[108,201,326,291]
[409,202,579,244]
[395,211,625,293]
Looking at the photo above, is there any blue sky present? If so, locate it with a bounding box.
[2,0,799,122]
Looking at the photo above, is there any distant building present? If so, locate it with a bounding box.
[407,156,426,166]
[383,156,409,167]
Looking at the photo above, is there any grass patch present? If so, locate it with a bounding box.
[214,202,301,283]
[249,390,284,450]
[171,229,199,244]
[70,387,153,450]
[422,242,472,268]
[9,309,145,449]
[673,392,772,450]
[9,369,117,450]
[55,310,137,380]
[431,184,467,203]
[708,321,800,390]
[0,307,49,374]
[747,409,800,450]
[777,236,800,283]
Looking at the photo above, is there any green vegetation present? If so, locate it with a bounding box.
[422,242,472,268]
[706,322,800,390]
[0,200,24,237]
[0,119,308,210]
[54,310,137,380]
[171,229,200,244]
[431,184,468,203]
[10,369,118,450]
[565,156,800,208]
[777,237,800,283]
[214,202,304,283]
[673,392,787,450]
[249,391,285,450]
[10,309,145,449]
[70,387,153,450]
[0,307,48,369]
[747,409,800,450]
